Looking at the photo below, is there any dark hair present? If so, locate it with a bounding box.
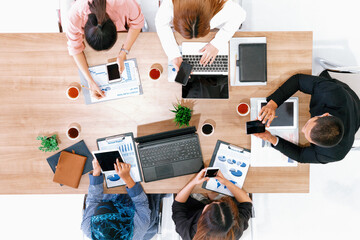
[310,115,344,148]
[193,197,243,240]
[84,0,117,51]
[173,0,225,39]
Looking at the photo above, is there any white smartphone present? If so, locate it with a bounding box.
[106,62,122,83]
[204,167,219,178]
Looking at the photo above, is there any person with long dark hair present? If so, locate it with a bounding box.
[66,0,144,99]
[172,169,253,240]
[155,0,246,71]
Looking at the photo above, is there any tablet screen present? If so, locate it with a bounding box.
[260,101,294,127]
[94,150,124,171]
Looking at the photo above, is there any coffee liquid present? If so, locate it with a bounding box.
[202,124,213,135]
[149,68,161,80]
[68,87,79,99]
[238,104,248,114]
[68,127,79,139]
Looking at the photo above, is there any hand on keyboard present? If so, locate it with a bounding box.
[199,43,219,66]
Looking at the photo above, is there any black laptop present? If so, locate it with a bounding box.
[135,126,204,182]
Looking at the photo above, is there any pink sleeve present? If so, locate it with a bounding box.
[126,0,144,29]
[66,2,86,56]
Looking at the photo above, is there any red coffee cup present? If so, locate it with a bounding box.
[237,102,250,116]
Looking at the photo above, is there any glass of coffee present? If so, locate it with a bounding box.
[149,63,163,80]
[201,123,214,136]
[237,102,250,116]
[66,123,81,140]
[66,83,80,100]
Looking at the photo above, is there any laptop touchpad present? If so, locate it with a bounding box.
[155,165,174,179]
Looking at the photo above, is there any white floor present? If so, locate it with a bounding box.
[0,0,360,239]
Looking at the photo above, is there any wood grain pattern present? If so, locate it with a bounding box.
[0,32,312,194]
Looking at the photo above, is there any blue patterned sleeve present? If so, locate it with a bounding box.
[80,174,104,238]
[127,183,151,240]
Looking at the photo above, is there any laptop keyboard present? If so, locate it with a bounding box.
[182,55,228,73]
[139,138,202,168]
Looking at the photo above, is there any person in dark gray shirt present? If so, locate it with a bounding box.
[172,169,252,240]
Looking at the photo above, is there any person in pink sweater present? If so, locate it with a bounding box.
[66,0,144,99]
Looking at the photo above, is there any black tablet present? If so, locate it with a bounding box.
[92,149,124,172]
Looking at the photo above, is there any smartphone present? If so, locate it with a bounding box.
[106,62,122,83]
[175,61,193,86]
[205,167,219,178]
[246,120,266,134]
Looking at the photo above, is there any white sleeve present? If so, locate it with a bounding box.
[210,2,246,50]
[155,0,182,61]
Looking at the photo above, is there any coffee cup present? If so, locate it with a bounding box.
[237,102,250,116]
[66,83,80,100]
[66,123,81,140]
[149,63,163,80]
[201,123,214,136]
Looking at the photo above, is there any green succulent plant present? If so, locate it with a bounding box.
[171,104,192,128]
[37,134,59,152]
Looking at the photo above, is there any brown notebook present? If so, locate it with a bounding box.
[53,150,87,188]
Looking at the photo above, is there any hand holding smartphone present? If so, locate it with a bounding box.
[204,167,219,178]
[175,61,193,86]
[246,120,266,134]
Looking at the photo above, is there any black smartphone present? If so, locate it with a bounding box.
[205,167,219,178]
[175,61,193,86]
[106,62,122,83]
[246,120,266,134]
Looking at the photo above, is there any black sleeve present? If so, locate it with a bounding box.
[236,202,253,232]
[172,198,204,240]
[272,137,337,164]
[267,74,318,106]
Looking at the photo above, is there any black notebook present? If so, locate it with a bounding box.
[236,43,267,82]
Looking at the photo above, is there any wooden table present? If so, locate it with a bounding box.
[0,32,312,194]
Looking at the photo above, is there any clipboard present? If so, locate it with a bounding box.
[202,140,251,196]
[96,132,143,188]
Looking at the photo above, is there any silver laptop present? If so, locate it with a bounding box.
[182,42,229,75]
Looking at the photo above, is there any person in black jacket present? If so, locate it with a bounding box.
[172,169,252,240]
[254,71,360,164]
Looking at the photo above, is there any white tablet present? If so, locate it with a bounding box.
[257,97,298,129]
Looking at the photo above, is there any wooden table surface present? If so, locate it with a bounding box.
[0,32,312,194]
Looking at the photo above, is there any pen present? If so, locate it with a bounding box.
[81,85,91,91]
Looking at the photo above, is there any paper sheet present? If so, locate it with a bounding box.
[250,98,299,167]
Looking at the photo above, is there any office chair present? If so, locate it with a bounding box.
[316,57,360,148]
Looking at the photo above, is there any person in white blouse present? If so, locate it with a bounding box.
[155,0,246,71]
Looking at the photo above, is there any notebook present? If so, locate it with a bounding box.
[46,140,93,176]
[202,140,251,196]
[53,151,87,188]
[237,43,267,82]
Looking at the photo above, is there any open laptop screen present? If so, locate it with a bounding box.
[182,75,229,99]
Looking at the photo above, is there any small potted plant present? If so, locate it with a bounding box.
[37,134,59,152]
[171,103,192,128]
